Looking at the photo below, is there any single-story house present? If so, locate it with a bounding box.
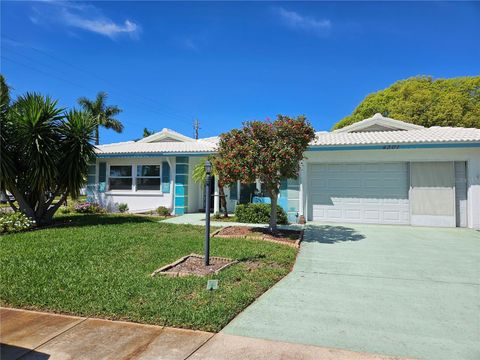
[89,113,480,229]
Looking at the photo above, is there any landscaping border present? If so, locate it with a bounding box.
[212,227,304,248]
[150,253,238,277]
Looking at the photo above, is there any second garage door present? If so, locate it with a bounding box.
[308,163,410,224]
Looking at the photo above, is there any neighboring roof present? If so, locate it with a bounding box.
[199,136,220,144]
[312,126,480,146]
[334,113,425,133]
[137,128,196,143]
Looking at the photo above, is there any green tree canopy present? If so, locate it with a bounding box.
[78,91,123,145]
[333,76,480,130]
[143,128,155,138]
[216,115,315,231]
[1,92,96,224]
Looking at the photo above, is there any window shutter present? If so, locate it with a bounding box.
[162,162,171,193]
[98,162,107,193]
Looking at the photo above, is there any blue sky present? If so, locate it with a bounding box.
[2,1,479,144]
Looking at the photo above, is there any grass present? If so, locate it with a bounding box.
[212,215,239,222]
[0,214,296,332]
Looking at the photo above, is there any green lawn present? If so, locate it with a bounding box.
[0,214,296,332]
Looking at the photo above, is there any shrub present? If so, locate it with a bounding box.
[118,203,129,213]
[74,202,104,214]
[0,212,36,234]
[59,206,73,214]
[235,203,288,225]
[156,206,170,216]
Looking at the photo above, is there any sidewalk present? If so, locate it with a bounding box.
[161,213,302,230]
[0,307,409,360]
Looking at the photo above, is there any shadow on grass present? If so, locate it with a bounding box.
[44,214,163,229]
[305,225,365,244]
[237,254,267,262]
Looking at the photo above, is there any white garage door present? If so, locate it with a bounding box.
[309,163,410,224]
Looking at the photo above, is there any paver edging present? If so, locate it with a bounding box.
[150,253,238,277]
[212,226,304,248]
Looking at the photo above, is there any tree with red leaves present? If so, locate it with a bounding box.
[215,115,316,232]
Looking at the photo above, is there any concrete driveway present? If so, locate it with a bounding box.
[223,224,480,360]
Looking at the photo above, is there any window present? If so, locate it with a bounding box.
[86,164,96,196]
[109,165,132,190]
[137,165,161,191]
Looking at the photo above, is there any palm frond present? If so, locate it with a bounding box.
[77,91,123,140]
[58,110,96,198]
[103,118,124,133]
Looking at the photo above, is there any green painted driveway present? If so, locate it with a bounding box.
[223,224,480,360]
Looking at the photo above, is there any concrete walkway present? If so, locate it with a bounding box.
[161,213,302,229]
[1,307,406,360]
[223,224,480,360]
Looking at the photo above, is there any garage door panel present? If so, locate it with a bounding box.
[309,163,409,225]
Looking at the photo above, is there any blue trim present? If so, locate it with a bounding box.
[97,142,479,158]
[308,142,480,152]
[97,152,213,158]
[174,156,189,215]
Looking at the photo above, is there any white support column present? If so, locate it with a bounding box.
[255,179,261,192]
[214,176,220,214]
[167,157,175,213]
[298,161,305,217]
[467,156,480,229]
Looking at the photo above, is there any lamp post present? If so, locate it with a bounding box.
[204,160,212,266]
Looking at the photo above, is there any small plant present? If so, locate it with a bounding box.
[0,212,36,234]
[235,203,288,225]
[213,212,222,219]
[156,206,170,217]
[118,203,129,213]
[59,206,73,214]
[74,202,105,214]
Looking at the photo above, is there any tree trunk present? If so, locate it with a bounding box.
[42,193,68,225]
[7,186,65,226]
[95,125,100,145]
[218,186,228,217]
[268,190,278,233]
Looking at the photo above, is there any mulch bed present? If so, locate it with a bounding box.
[213,226,303,248]
[151,254,237,277]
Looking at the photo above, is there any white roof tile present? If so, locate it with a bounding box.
[96,122,480,156]
[97,139,216,155]
[312,127,480,146]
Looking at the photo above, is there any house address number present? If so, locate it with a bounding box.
[383,145,400,150]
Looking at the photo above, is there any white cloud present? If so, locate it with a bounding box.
[30,1,141,40]
[182,38,199,51]
[273,7,331,37]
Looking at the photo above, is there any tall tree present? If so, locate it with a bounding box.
[143,128,155,138]
[78,91,123,144]
[0,75,13,204]
[333,76,480,130]
[192,157,228,217]
[1,93,96,224]
[216,115,315,232]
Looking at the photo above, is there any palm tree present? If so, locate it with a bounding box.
[78,91,123,145]
[0,74,13,204]
[2,93,96,224]
[193,157,229,217]
[143,128,154,138]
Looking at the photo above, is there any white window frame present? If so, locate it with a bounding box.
[136,164,162,193]
[108,165,134,192]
